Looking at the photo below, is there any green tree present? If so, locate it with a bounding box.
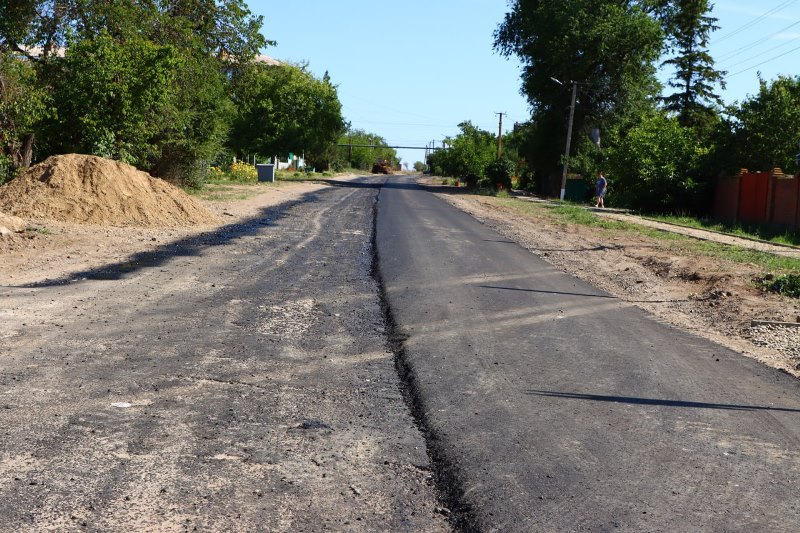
[228,63,345,169]
[337,129,398,170]
[41,33,176,165]
[0,0,269,184]
[0,1,268,62]
[151,52,234,186]
[725,76,800,174]
[605,110,709,212]
[0,50,50,179]
[428,121,496,183]
[413,161,426,173]
[494,0,664,190]
[660,0,725,133]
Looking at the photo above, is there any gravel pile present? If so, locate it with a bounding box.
[749,324,800,367]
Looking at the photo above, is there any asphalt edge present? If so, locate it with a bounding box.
[369,187,479,533]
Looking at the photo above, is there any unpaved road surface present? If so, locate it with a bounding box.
[377,176,800,531]
[0,178,449,531]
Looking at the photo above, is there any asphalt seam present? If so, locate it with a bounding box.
[370,185,476,533]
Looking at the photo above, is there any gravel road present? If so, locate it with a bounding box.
[0,178,449,531]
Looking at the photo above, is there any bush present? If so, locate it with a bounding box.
[228,161,257,182]
[606,112,708,213]
[485,158,515,190]
[0,155,14,184]
[760,273,800,298]
[516,169,536,191]
[463,173,479,189]
[182,160,212,190]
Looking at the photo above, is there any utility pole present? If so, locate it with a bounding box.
[495,112,505,159]
[559,81,578,201]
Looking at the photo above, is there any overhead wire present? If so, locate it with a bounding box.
[716,18,800,63]
[714,0,799,44]
[727,41,800,76]
[720,34,800,69]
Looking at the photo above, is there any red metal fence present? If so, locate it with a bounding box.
[714,173,800,229]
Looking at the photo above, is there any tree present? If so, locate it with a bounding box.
[413,161,426,173]
[494,1,664,191]
[660,0,725,133]
[605,110,709,212]
[725,76,800,174]
[228,63,345,169]
[0,1,271,186]
[0,1,269,63]
[428,121,496,184]
[0,50,50,179]
[41,32,177,166]
[337,128,398,170]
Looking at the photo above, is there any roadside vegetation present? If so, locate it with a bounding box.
[646,215,800,247]
[483,197,800,295]
[0,1,395,190]
[427,1,800,221]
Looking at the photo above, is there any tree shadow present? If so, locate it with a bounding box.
[12,187,336,288]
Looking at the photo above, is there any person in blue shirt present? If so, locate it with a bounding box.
[595,171,607,208]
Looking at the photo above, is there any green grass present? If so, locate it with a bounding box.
[487,197,800,275]
[649,214,800,247]
[187,182,271,202]
[25,226,51,235]
[759,273,800,298]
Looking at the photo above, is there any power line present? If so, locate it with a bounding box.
[714,0,799,44]
[716,18,800,63]
[720,34,800,69]
[347,119,455,127]
[727,41,800,76]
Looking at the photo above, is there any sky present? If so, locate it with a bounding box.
[250,1,800,166]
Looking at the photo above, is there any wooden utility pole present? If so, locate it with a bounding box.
[495,112,505,159]
[559,81,578,201]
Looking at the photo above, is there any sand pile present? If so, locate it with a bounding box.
[0,211,26,235]
[0,154,220,227]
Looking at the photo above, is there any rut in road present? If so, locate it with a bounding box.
[0,181,450,532]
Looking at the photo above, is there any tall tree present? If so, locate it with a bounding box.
[228,63,345,169]
[41,32,177,165]
[0,1,269,62]
[494,0,664,190]
[661,0,726,131]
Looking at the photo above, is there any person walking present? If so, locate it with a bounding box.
[595,171,607,208]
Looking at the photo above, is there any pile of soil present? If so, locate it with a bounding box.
[0,211,26,234]
[0,154,220,227]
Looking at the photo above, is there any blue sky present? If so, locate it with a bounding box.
[250,1,800,165]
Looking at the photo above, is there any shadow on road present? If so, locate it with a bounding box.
[526,390,800,413]
[11,187,336,288]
